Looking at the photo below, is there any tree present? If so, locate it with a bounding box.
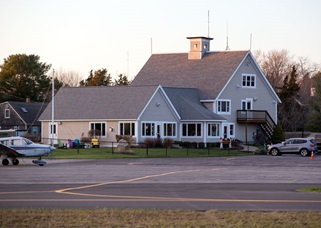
[255,49,320,132]
[114,74,130,86]
[55,68,83,87]
[278,66,307,131]
[270,124,285,144]
[255,49,293,90]
[295,57,319,105]
[278,66,300,101]
[79,68,112,86]
[0,54,52,102]
[305,72,321,132]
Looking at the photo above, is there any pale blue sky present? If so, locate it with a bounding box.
[0,0,320,80]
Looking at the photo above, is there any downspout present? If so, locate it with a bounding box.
[203,122,207,148]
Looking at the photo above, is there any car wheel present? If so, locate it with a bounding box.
[300,148,309,157]
[270,148,280,156]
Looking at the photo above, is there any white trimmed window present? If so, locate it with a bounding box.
[5,109,10,118]
[217,100,231,114]
[142,122,155,137]
[229,124,235,137]
[182,123,202,137]
[163,123,176,137]
[208,123,220,137]
[90,122,106,137]
[242,74,256,88]
[119,122,135,136]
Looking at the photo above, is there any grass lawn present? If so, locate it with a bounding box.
[298,187,321,193]
[50,147,255,159]
[1,209,321,227]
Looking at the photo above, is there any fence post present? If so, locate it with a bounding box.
[146,144,148,157]
[112,142,114,154]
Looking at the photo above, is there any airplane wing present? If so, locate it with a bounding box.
[0,143,21,157]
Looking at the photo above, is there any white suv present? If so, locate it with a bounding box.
[268,138,318,156]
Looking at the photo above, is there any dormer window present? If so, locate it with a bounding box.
[204,44,208,49]
[193,44,197,49]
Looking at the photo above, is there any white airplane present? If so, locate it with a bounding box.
[0,136,55,166]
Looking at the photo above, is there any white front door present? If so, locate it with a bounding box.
[49,123,58,145]
[222,123,235,139]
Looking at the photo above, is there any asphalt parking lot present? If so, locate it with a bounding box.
[0,155,321,210]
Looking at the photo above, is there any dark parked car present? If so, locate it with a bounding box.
[268,138,318,156]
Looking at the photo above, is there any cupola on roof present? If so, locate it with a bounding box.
[187,36,213,60]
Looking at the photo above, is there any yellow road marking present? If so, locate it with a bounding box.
[55,169,201,193]
[1,167,321,205]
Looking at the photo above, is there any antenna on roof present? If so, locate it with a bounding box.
[207,10,210,38]
[226,21,230,51]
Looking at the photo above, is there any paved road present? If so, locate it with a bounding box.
[0,155,321,210]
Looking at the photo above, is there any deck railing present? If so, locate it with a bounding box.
[236,110,276,129]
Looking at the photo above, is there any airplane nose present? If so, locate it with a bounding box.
[50,146,56,150]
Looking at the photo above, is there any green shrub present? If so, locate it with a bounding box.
[190,142,198,148]
[182,141,190,148]
[271,124,285,144]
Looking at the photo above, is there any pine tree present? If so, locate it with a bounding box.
[271,124,285,143]
[278,66,302,131]
[80,68,112,86]
[305,72,321,132]
[0,54,52,102]
[114,74,130,86]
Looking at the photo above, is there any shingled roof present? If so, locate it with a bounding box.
[131,51,249,100]
[7,101,47,125]
[38,86,159,121]
[163,87,225,121]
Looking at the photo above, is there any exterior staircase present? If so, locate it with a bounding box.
[236,110,276,139]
